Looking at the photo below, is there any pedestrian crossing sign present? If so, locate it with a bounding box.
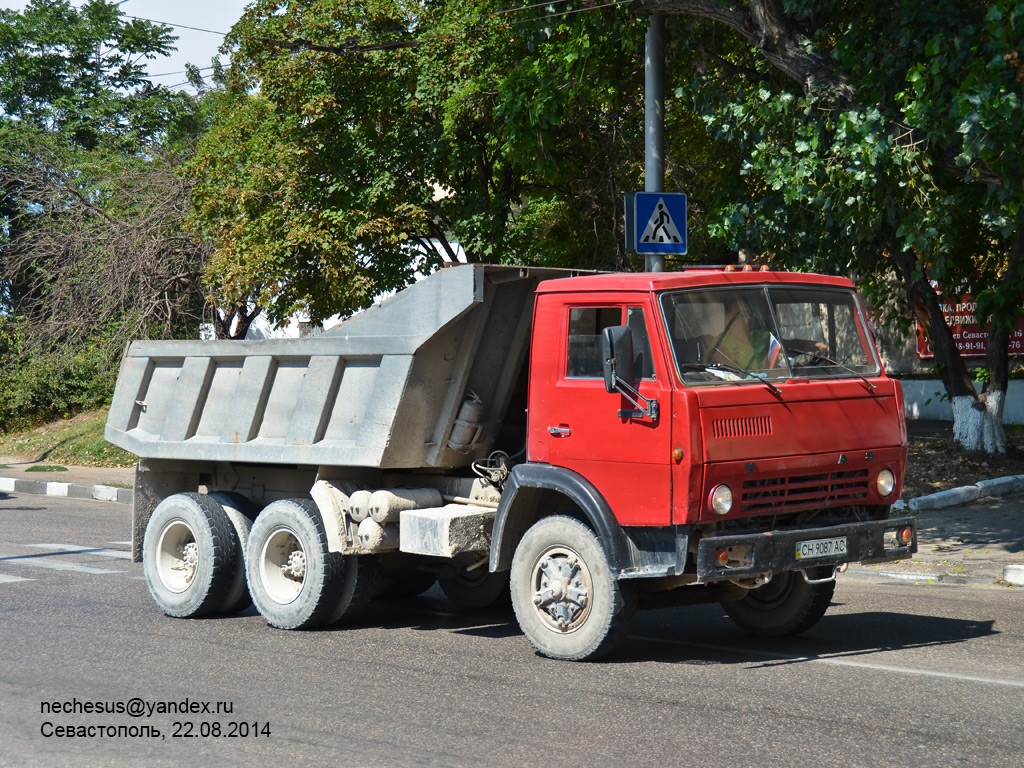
[628,192,687,255]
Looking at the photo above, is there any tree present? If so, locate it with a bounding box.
[187,0,728,326]
[0,0,211,427]
[635,0,1024,452]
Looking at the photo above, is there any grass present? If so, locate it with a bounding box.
[25,465,68,473]
[0,409,137,468]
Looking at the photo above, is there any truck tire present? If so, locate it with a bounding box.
[207,492,257,615]
[246,499,345,630]
[510,515,636,661]
[721,570,835,637]
[142,493,237,619]
[439,553,510,611]
[329,554,379,624]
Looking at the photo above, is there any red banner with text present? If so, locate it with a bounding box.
[915,295,1024,358]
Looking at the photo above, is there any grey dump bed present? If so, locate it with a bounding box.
[106,265,574,470]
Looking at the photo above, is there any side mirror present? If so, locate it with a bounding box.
[601,326,634,393]
[601,326,658,421]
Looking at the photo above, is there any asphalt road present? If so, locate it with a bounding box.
[1,494,1022,768]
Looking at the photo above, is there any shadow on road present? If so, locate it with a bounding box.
[620,607,998,666]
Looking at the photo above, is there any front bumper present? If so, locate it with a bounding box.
[695,516,917,583]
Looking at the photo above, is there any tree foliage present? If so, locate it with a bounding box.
[0,0,208,428]
[637,0,1024,451]
[188,0,728,325]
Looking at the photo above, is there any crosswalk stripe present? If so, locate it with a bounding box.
[0,573,33,584]
[28,544,132,560]
[0,554,123,575]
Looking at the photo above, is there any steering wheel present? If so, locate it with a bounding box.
[788,348,824,366]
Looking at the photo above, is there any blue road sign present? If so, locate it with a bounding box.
[630,192,687,255]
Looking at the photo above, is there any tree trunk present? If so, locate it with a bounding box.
[974,225,1024,453]
[892,249,1006,453]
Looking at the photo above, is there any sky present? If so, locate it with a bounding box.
[0,0,252,91]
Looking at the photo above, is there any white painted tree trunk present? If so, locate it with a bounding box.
[951,392,1007,453]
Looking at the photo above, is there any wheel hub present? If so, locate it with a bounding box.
[282,550,306,580]
[531,548,591,633]
[174,541,199,584]
[260,527,307,605]
[155,519,199,594]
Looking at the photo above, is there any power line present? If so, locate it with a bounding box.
[487,0,576,17]
[507,0,632,24]
[123,14,228,37]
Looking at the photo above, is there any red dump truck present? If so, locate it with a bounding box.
[106,264,915,660]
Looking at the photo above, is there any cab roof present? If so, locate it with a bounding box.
[533,268,856,294]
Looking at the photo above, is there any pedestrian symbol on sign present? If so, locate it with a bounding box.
[626,192,687,255]
[640,199,683,245]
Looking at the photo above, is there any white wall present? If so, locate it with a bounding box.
[900,378,1024,424]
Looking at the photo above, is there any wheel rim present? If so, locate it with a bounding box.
[260,526,306,604]
[528,544,593,633]
[156,519,199,594]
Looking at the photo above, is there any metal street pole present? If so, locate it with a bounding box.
[644,14,666,273]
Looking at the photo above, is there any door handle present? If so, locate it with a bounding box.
[548,426,572,437]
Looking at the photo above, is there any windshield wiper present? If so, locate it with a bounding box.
[785,349,876,391]
[680,363,782,396]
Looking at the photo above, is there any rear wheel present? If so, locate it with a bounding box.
[510,515,636,661]
[207,491,257,615]
[142,493,237,619]
[721,570,835,637]
[439,553,510,611]
[329,554,379,624]
[246,499,345,630]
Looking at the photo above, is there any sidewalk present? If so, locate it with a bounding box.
[0,455,134,505]
[1,453,1022,588]
[847,495,1024,587]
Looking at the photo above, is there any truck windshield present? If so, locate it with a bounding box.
[660,286,880,386]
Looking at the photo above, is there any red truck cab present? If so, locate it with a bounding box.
[495,268,915,659]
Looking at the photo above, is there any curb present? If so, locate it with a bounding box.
[0,476,132,505]
[843,568,996,587]
[892,473,1024,513]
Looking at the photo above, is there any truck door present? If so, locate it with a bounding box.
[529,298,672,526]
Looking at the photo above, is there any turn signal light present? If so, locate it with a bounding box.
[715,549,729,565]
[899,527,914,546]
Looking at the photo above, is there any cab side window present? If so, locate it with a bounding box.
[566,306,655,380]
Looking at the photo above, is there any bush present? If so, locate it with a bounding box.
[0,325,118,433]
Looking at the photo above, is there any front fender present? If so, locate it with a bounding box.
[489,463,634,577]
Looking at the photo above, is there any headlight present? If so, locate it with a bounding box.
[710,484,733,515]
[877,468,896,497]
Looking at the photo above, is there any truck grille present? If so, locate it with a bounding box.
[740,469,869,513]
[712,416,772,439]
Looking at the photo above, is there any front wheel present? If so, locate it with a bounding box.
[721,570,835,637]
[510,516,636,661]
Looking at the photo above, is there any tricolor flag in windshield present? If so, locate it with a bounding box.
[768,333,783,368]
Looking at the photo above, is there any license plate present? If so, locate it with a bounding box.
[795,536,847,560]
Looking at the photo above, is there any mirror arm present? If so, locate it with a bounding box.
[609,361,659,421]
